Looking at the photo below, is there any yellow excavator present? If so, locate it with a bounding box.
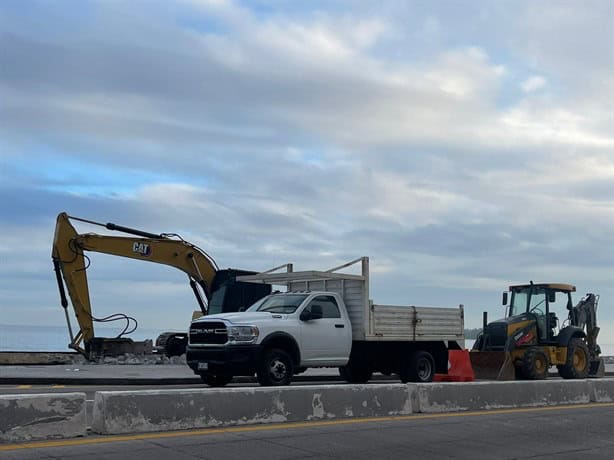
[470,282,605,380]
[52,212,271,359]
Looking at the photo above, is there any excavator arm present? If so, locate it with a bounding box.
[52,212,218,355]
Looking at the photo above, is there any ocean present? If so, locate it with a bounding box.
[0,324,183,352]
[1,323,613,355]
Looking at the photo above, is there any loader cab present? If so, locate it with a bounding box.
[505,283,575,343]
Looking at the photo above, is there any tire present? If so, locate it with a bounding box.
[519,347,549,380]
[257,348,293,386]
[200,372,233,387]
[400,351,435,383]
[558,338,590,379]
[338,363,372,383]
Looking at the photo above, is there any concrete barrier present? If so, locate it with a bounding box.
[0,393,87,443]
[413,380,592,413]
[92,384,413,435]
[588,378,614,402]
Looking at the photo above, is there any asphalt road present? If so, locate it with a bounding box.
[2,403,613,459]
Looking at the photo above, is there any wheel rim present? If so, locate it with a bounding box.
[269,357,288,382]
[572,349,586,371]
[535,355,546,373]
[417,358,432,380]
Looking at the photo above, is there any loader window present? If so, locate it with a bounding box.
[529,290,546,315]
[529,289,547,340]
[547,291,569,315]
[509,291,528,317]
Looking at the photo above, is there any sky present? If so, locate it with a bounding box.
[1,0,613,345]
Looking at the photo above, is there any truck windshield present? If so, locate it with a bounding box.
[247,294,308,314]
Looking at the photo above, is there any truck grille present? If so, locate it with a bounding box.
[189,321,228,345]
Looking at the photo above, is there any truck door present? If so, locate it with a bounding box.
[299,295,352,365]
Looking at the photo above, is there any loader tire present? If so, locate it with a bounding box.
[558,338,590,379]
[519,347,549,380]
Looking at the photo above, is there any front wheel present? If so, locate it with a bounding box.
[558,338,590,379]
[400,351,435,383]
[257,348,293,386]
[520,347,549,380]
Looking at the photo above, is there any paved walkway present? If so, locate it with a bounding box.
[0,364,347,385]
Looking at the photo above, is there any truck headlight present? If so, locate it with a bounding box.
[227,325,259,343]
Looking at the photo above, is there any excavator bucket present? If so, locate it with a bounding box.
[469,351,516,381]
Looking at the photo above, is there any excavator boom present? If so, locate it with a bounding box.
[52,212,222,357]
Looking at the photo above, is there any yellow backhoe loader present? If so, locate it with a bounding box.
[52,212,272,359]
[470,282,604,380]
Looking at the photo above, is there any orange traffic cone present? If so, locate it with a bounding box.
[434,349,475,382]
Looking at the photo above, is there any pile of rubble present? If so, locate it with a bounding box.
[92,353,187,365]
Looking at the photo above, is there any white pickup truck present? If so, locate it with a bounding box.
[186,257,464,386]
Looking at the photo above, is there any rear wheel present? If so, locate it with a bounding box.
[519,347,549,380]
[200,372,233,387]
[400,351,435,383]
[558,338,590,379]
[257,348,293,386]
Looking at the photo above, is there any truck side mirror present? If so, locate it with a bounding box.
[502,292,508,306]
[300,305,323,321]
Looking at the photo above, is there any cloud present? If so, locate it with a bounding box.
[0,0,612,340]
[521,75,546,93]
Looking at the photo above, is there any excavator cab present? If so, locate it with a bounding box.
[470,283,604,380]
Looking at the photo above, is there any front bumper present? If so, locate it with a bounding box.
[186,344,262,376]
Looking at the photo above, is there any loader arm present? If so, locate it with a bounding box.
[570,293,601,358]
[52,212,218,354]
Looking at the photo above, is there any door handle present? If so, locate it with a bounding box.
[335,324,345,328]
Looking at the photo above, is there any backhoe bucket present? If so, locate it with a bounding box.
[469,351,516,381]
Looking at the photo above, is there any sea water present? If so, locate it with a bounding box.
[0,324,180,351]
